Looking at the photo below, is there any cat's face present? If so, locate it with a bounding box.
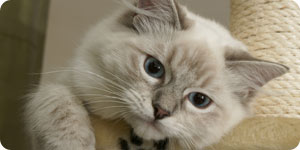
[112,34,247,147]
[73,0,288,149]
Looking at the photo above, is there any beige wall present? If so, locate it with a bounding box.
[42,0,230,75]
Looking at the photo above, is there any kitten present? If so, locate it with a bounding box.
[25,0,288,150]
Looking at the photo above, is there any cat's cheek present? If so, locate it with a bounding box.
[184,100,217,114]
[123,88,154,121]
[157,118,181,137]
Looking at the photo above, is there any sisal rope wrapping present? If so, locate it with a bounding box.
[208,0,300,149]
[231,0,300,118]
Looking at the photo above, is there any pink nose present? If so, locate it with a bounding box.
[153,104,170,120]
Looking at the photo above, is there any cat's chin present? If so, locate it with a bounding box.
[128,117,167,140]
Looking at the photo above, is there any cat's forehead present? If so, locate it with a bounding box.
[134,30,226,74]
[159,31,226,69]
[132,35,225,89]
[170,38,224,82]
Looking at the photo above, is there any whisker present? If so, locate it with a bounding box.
[36,68,141,106]
[82,100,128,105]
[92,68,142,102]
[108,108,129,119]
[90,105,130,113]
[38,68,125,92]
[112,111,133,125]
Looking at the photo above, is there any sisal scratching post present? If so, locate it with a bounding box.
[208,0,300,150]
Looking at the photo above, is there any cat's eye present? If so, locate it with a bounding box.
[144,57,165,78]
[188,92,212,108]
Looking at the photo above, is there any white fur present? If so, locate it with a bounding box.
[25,1,287,149]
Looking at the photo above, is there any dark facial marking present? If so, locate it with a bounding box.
[153,90,163,103]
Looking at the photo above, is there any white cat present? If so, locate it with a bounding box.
[25,0,288,149]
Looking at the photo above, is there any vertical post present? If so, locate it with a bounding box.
[230,0,300,118]
[207,0,300,149]
[0,0,50,149]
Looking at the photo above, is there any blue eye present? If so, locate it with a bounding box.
[144,57,165,78]
[188,92,212,108]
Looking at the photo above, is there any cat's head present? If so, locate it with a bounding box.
[72,0,288,148]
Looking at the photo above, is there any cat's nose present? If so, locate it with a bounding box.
[153,104,170,120]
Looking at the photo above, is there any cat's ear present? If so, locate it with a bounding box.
[225,50,289,101]
[132,0,183,32]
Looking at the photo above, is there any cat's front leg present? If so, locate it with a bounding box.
[25,83,95,150]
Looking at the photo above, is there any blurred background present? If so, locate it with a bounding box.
[0,0,230,149]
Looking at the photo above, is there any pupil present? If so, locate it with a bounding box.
[194,94,205,104]
[149,61,161,73]
[144,57,165,78]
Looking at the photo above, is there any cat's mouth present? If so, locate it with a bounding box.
[129,115,167,140]
[146,120,162,132]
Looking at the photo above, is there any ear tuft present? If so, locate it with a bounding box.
[132,0,182,33]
